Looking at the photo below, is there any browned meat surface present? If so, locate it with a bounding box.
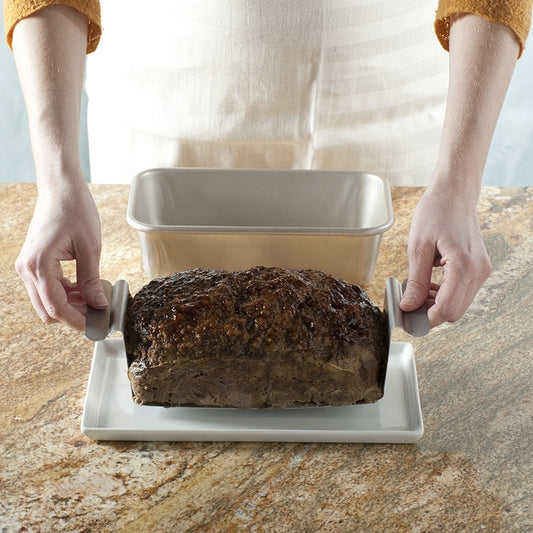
[124,266,388,408]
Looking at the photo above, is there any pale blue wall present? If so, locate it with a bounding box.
[1,5,531,185]
[483,37,533,186]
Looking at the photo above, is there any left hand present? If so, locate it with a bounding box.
[400,184,492,328]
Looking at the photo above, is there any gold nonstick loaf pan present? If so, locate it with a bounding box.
[126,168,393,286]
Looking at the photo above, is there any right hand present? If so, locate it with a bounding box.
[15,180,108,331]
[400,183,491,327]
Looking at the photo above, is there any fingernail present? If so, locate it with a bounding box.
[94,292,108,307]
[401,293,417,306]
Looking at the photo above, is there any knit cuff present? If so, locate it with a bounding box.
[435,0,532,58]
[4,0,101,54]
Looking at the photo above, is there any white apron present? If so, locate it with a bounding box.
[85,0,448,185]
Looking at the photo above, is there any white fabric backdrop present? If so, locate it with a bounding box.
[86,0,448,185]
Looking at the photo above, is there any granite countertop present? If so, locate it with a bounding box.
[0,184,531,532]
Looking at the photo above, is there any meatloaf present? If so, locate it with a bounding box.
[124,266,388,408]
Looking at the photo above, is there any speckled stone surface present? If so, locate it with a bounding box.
[0,184,531,532]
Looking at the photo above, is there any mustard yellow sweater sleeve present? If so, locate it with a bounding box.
[3,1,531,57]
[3,0,101,53]
[436,0,532,57]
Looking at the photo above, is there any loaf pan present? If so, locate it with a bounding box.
[126,168,393,286]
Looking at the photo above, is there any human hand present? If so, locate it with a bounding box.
[400,185,492,328]
[15,181,108,331]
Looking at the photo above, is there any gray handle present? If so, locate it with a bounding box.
[384,278,430,338]
[84,279,129,341]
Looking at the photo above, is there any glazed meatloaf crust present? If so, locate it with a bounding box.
[124,266,388,408]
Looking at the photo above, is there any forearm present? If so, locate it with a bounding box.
[432,13,520,201]
[402,14,518,324]
[12,5,88,188]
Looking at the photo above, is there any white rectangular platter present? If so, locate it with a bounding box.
[81,339,423,443]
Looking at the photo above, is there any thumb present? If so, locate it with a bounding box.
[400,241,435,312]
[76,245,108,309]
